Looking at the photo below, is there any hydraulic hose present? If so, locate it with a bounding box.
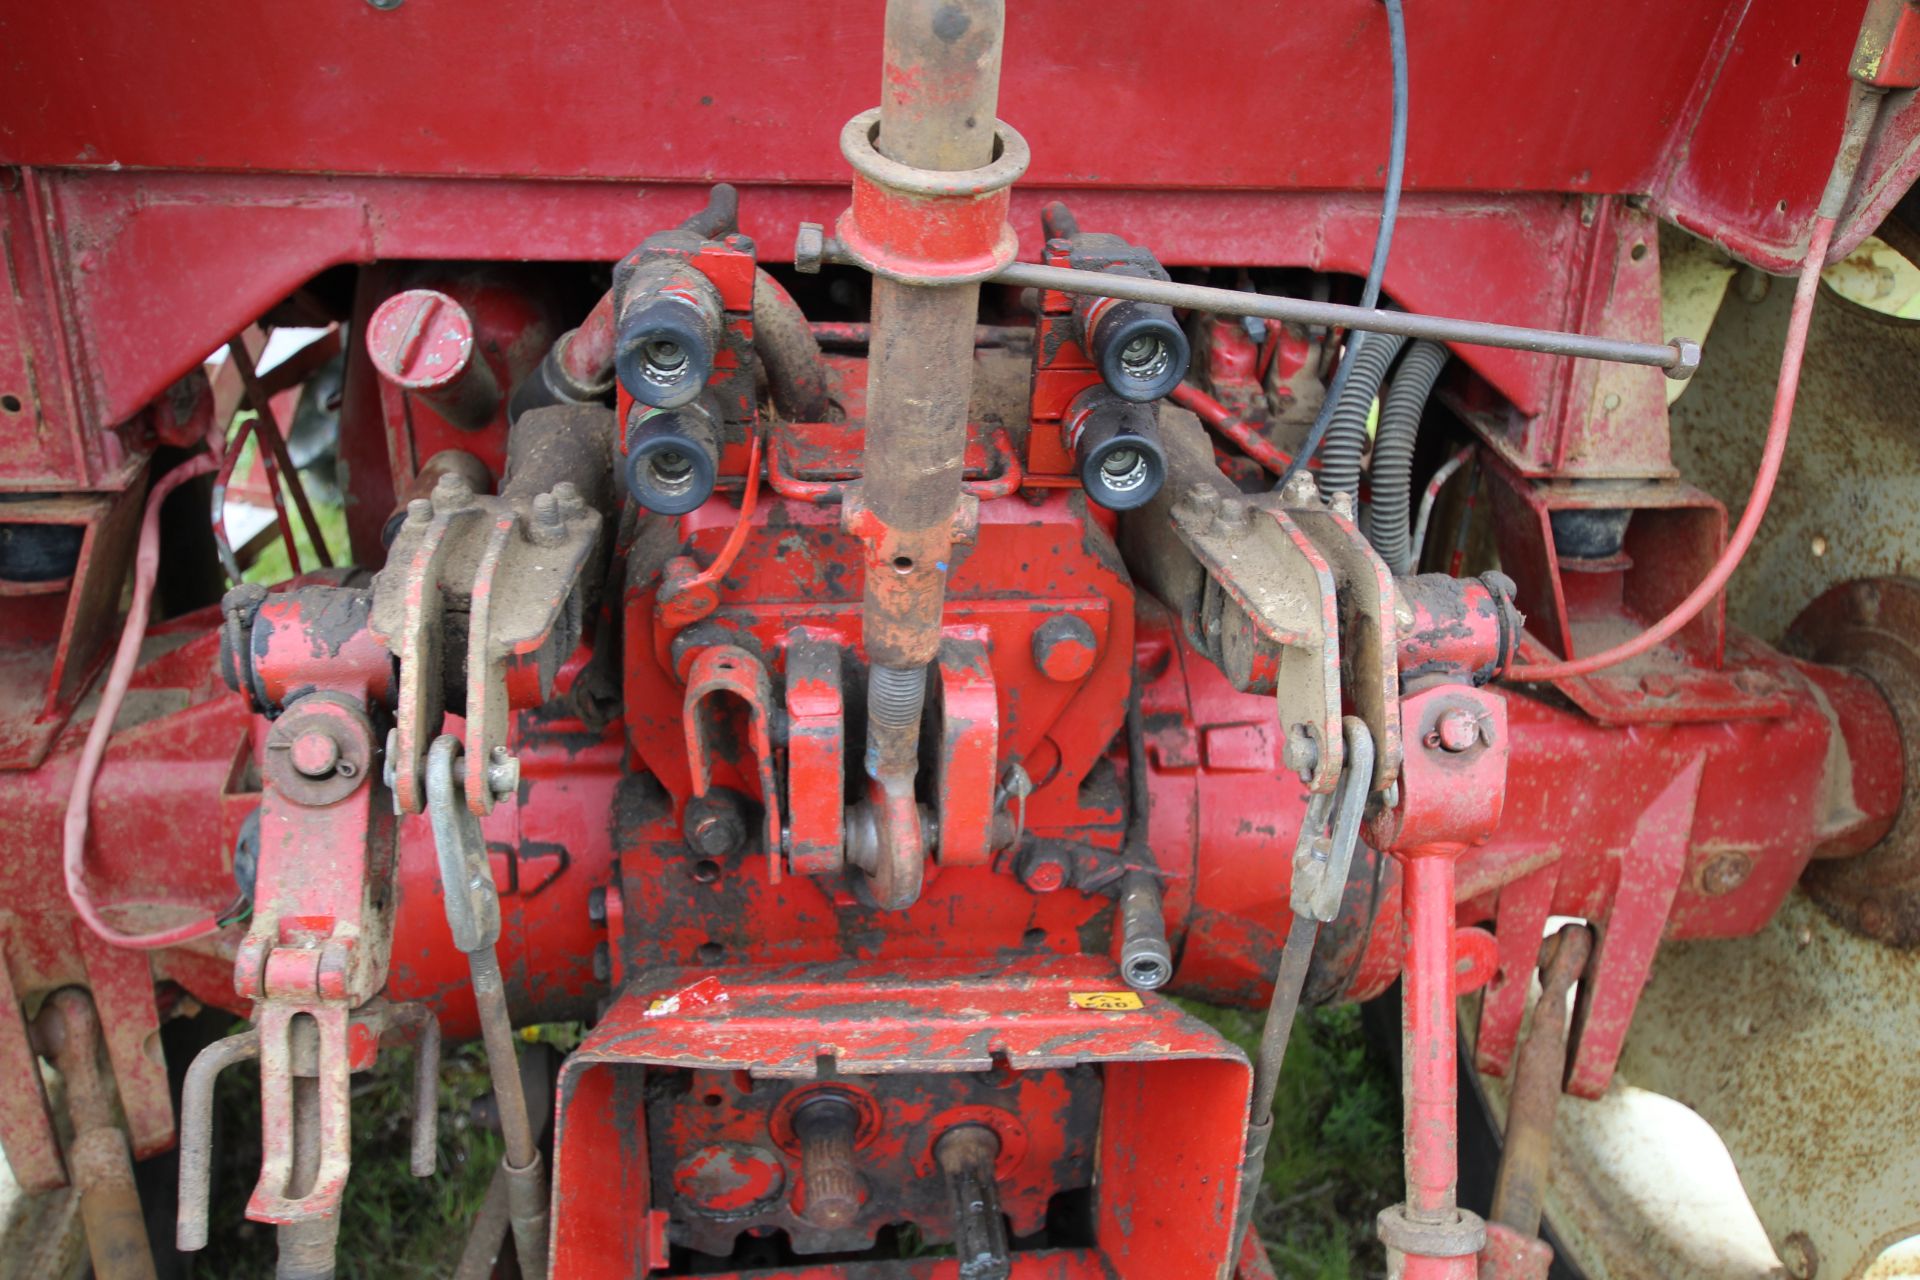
[522,269,832,427]
[752,269,834,422]
[1168,382,1293,475]
[1313,330,1407,500]
[1507,81,1882,682]
[1274,0,1408,492]
[1366,338,1449,572]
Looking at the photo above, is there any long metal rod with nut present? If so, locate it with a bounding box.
[990,261,1699,378]
[426,735,550,1280]
[799,230,1700,377]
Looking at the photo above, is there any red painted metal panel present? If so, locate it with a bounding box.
[32,169,1602,448]
[0,3,1718,191]
[550,959,1246,1277]
[4,2,1909,270]
[1096,1056,1248,1277]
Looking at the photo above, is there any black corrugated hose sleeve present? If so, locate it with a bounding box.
[1315,331,1408,500]
[1366,338,1449,572]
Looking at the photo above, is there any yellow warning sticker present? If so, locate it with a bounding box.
[1068,991,1145,1012]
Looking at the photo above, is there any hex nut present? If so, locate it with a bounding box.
[794,223,827,274]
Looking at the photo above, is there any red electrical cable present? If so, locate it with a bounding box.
[65,453,234,950]
[1505,215,1833,682]
[1510,78,1883,682]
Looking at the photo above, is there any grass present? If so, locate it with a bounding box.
[191,1032,502,1279]
[1189,1002,1404,1280]
[240,488,349,586]
[187,1003,1399,1278]
[223,419,350,585]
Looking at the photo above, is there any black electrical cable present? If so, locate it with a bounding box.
[1273,0,1409,493]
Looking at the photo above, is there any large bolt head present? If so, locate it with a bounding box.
[794,222,827,274]
[289,731,341,779]
[1014,845,1072,894]
[1430,707,1481,753]
[687,807,748,858]
[1031,615,1099,683]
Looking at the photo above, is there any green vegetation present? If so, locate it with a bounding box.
[191,1035,501,1279]
[1189,1002,1403,1280]
[190,1004,1398,1278]
[219,419,349,586]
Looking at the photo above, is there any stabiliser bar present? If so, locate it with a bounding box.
[990,261,1700,378]
[798,229,1699,378]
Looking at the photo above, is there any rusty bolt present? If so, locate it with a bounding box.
[528,492,567,546]
[288,731,340,779]
[1329,489,1356,521]
[1213,497,1252,534]
[1014,845,1072,894]
[431,470,473,514]
[1180,483,1221,520]
[485,746,519,800]
[1428,708,1480,754]
[1282,724,1320,782]
[1781,1232,1819,1280]
[1031,615,1099,683]
[1279,470,1320,507]
[1696,850,1752,896]
[794,223,827,275]
[405,498,434,529]
[688,808,748,859]
[553,480,584,515]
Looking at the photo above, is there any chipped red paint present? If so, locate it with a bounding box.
[550,958,1248,1278]
[0,5,1914,1268]
[0,557,1897,1255]
[1377,685,1511,1278]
